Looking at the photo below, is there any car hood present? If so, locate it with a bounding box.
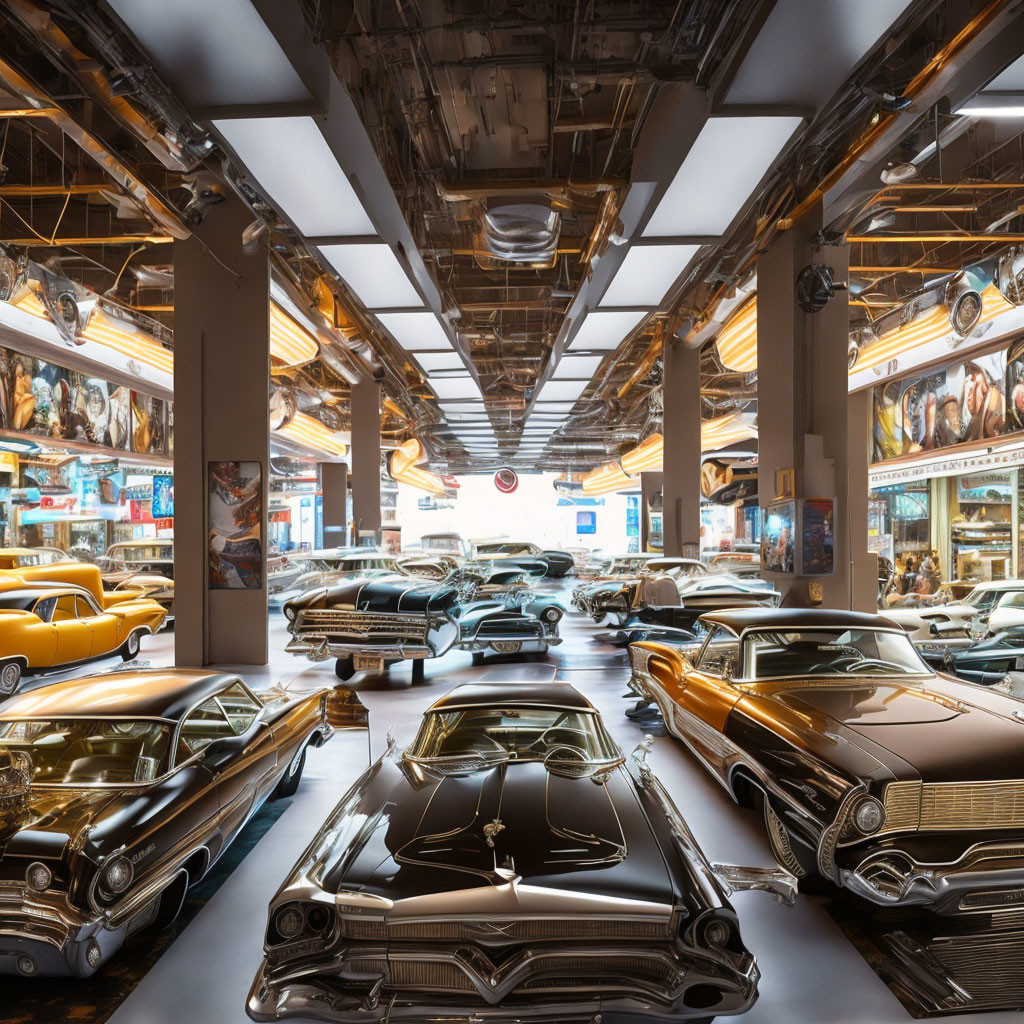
[321,759,673,905]
[305,574,459,613]
[777,679,1024,782]
[0,786,126,861]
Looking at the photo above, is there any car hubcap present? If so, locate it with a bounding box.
[1,664,19,692]
[129,633,139,654]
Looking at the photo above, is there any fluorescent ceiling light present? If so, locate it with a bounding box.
[955,95,1024,118]
[215,117,375,237]
[377,311,453,351]
[599,244,699,307]
[568,310,648,351]
[643,116,802,238]
[106,0,310,109]
[551,354,604,379]
[537,380,588,403]
[532,401,576,413]
[413,352,465,372]
[319,243,423,309]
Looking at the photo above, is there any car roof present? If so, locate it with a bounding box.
[699,607,903,633]
[0,669,241,721]
[970,579,1024,591]
[428,682,595,713]
[0,579,86,598]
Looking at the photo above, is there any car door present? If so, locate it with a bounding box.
[23,596,58,666]
[76,594,122,658]
[51,592,91,664]
[214,681,280,813]
[678,625,745,743]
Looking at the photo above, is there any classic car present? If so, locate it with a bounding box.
[0,574,166,694]
[574,559,778,626]
[272,550,401,603]
[917,627,1024,684]
[246,682,796,1023]
[0,668,368,976]
[418,532,469,557]
[97,539,174,579]
[986,589,1024,633]
[0,547,74,570]
[284,568,564,682]
[628,607,1024,914]
[881,584,978,638]
[572,551,661,583]
[470,539,575,578]
[595,622,702,648]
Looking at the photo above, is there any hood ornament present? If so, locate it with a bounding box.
[631,734,655,779]
[483,818,505,848]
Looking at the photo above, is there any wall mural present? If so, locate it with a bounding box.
[873,347,1009,462]
[0,346,169,456]
[208,460,263,590]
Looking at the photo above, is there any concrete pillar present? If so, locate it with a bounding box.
[640,471,663,552]
[757,205,871,608]
[174,197,270,665]
[350,379,381,540]
[320,461,348,550]
[662,338,702,557]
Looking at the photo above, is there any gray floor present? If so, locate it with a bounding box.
[34,599,1014,1024]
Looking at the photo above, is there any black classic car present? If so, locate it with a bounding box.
[0,669,367,976]
[247,683,796,1023]
[628,608,1024,914]
[284,569,564,681]
[470,540,575,578]
[572,558,778,626]
[918,627,1024,684]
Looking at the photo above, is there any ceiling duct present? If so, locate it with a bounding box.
[482,199,561,264]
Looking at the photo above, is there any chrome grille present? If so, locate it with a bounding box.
[341,917,671,942]
[344,958,475,992]
[883,780,1024,834]
[927,932,1024,1009]
[296,609,428,644]
[475,618,543,639]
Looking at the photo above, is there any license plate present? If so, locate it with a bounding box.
[353,654,384,672]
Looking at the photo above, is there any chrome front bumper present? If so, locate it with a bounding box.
[0,885,152,977]
[839,840,1024,914]
[248,950,758,1023]
[285,637,435,661]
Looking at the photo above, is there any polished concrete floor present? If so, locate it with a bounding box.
[26,595,1018,1024]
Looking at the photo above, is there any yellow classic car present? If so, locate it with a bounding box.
[0,575,166,695]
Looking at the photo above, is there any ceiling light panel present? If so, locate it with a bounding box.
[599,245,699,307]
[551,355,605,379]
[107,0,310,108]
[537,380,588,403]
[643,116,803,238]
[319,243,423,309]
[413,352,465,372]
[568,310,649,351]
[532,402,577,414]
[214,117,375,237]
[377,311,453,351]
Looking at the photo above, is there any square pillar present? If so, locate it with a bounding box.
[662,338,702,557]
[320,461,348,550]
[350,379,381,539]
[174,197,270,665]
[757,205,871,608]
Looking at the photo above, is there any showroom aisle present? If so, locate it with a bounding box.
[81,610,1009,1024]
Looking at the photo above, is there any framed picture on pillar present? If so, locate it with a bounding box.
[208,460,263,589]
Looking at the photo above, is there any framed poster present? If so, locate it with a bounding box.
[208,461,263,589]
[152,474,174,518]
[761,500,795,574]
[801,498,835,576]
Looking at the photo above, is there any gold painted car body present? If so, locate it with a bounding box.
[0,572,166,678]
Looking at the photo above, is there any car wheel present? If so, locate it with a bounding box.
[120,629,142,660]
[272,745,306,799]
[0,660,22,696]
[335,658,356,681]
[471,651,485,666]
[152,870,189,930]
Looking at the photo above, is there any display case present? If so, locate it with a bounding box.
[951,471,1014,581]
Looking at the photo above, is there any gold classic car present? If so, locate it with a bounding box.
[0,575,166,695]
[628,607,1024,915]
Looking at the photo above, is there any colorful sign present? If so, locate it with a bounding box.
[208,461,262,590]
[494,468,518,494]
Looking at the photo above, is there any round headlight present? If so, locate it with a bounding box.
[852,796,886,835]
[101,856,134,896]
[543,607,561,623]
[86,941,103,969]
[273,903,305,940]
[702,918,732,947]
[25,862,52,893]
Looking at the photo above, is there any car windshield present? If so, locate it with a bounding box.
[406,707,622,767]
[423,537,461,552]
[997,591,1024,609]
[744,628,927,678]
[0,718,173,785]
[478,543,533,555]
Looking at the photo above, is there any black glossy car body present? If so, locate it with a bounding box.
[284,569,564,680]
[247,683,795,1023]
[918,628,1024,684]
[0,669,367,977]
